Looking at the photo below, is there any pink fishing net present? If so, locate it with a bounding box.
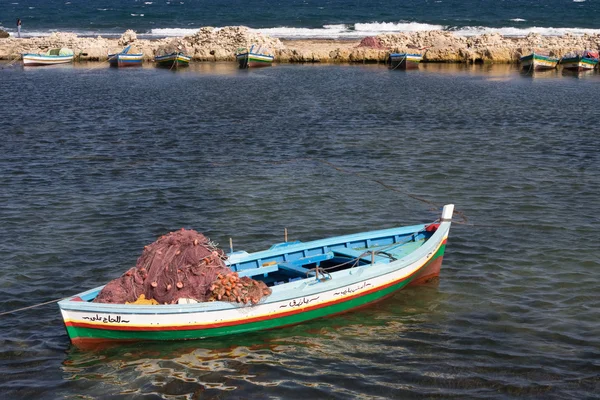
[357,36,386,49]
[94,228,271,305]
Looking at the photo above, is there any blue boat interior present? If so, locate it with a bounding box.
[228,225,435,287]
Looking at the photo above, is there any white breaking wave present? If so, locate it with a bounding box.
[354,21,445,33]
[15,22,600,39]
[150,28,201,36]
[256,26,350,38]
[6,29,102,37]
[452,25,600,37]
[510,18,526,22]
[151,22,443,39]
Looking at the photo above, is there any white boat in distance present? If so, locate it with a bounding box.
[22,48,74,66]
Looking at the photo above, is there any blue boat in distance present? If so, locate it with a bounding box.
[108,45,143,67]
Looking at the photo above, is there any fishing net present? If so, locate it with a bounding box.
[94,228,271,305]
[357,36,386,49]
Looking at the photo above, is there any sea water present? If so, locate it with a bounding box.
[1,0,600,38]
[0,62,599,398]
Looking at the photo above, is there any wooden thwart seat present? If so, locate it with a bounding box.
[237,264,279,278]
[332,247,391,264]
[236,252,334,279]
[278,252,334,276]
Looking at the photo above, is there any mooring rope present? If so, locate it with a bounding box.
[390,53,407,71]
[527,60,534,74]
[0,296,69,317]
[169,53,178,71]
[79,55,114,73]
[1,53,23,69]
[211,157,469,224]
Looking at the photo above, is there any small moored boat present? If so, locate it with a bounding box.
[388,53,423,70]
[58,205,454,348]
[108,45,143,67]
[154,52,191,69]
[560,50,599,72]
[22,48,74,66]
[236,45,274,69]
[519,51,559,71]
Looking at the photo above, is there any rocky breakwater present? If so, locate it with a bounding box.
[0,26,284,62]
[278,31,600,64]
[1,27,600,64]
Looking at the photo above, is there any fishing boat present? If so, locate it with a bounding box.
[519,51,559,71]
[560,50,599,72]
[388,53,423,70]
[58,204,454,348]
[154,52,191,69]
[22,48,74,66]
[236,45,274,68]
[108,45,143,67]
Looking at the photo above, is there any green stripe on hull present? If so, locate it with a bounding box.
[67,245,446,342]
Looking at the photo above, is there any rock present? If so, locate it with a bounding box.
[155,37,190,57]
[0,29,9,39]
[118,30,137,46]
[185,26,284,58]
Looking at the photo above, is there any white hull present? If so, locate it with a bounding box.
[58,205,453,334]
[22,54,74,66]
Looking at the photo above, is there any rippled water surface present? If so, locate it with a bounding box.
[1,62,599,399]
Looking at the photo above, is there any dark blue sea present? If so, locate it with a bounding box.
[1,61,600,399]
[1,0,600,38]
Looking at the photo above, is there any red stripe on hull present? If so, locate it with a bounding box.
[408,256,442,286]
[67,290,403,350]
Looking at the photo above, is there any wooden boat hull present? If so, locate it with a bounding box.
[388,53,422,70]
[59,205,454,347]
[520,53,559,71]
[155,53,191,68]
[22,54,74,66]
[108,53,143,67]
[560,56,598,71]
[236,52,274,69]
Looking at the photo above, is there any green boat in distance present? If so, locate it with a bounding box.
[520,51,559,71]
[560,50,599,72]
[236,44,274,68]
[155,52,191,69]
